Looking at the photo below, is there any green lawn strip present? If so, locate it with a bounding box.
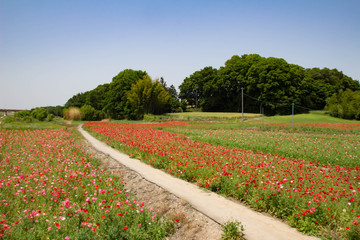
[166,112,260,121]
[0,121,65,130]
[263,111,360,124]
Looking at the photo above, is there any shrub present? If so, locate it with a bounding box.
[14,110,31,119]
[94,109,106,120]
[80,104,105,121]
[80,104,96,121]
[0,116,15,123]
[31,107,48,121]
[143,114,157,122]
[14,110,34,122]
[46,113,54,121]
[221,220,245,240]
[46,105,64,117]
[22,116,33,123]
[326,89,360,120]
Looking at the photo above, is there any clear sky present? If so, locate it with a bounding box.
[1,0,359,109]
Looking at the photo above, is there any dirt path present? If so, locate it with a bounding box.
[78,125,319,240]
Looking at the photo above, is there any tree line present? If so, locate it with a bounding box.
[62,53,359,120]
[179,54,360,116]
[64,69,181,120]
[326,89,360,120]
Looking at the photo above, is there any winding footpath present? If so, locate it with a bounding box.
[78,125,319,240]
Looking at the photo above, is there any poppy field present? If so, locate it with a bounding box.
[0,128,172,239]
[84,121,360,239]
[162,123,360,168]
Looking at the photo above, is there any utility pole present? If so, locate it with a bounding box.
[292,103,294,127]
[241,88,244,121]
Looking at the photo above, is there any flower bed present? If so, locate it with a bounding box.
[84,122,360,239]
[0,129,171,239]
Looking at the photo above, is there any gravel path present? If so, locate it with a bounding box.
[78,125,319,240]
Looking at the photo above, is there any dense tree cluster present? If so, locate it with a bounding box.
[45,106,64,117]
[63,55,359,120]
[127,75,171,119]
[326,89,360,120]
[65,69,178,120]
[179,54,360,115]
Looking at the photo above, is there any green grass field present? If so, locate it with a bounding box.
[165,110,360,124]
[263,111,359,124]
[166,112,260,121]
[0,120,65,129]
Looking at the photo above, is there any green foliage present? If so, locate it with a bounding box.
[127,75,171,120]
[15,107,63,122]
[179,66,218,109]
[0,121,64,129]
[85,84,109,110]
[168,96,181,112]
[46,113,54,122]
[306,68,360,109]
[261,110,357,124]
[14,110,31,119]
[0,116,65,129]
[179,54,360,115]
[143,114,158,122]
[326,89,360,120]
[180,99,188,112]
[167,84,181,112]
[65,92,89,108]
[80,104,106,121]
[0,116,15,123]
[46,105,64,117]
[104,69,147,119]
[31,107,48,121]
[64,69,165,120]
[221,221,245,240]
[167,112,259,121]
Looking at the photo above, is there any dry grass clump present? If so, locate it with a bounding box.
[64,107,82,120]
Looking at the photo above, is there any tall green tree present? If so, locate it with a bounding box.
[80,104,105,121]
[246,57,303,115]
[178,53,360,115]
[157,77,180,112]
[326,89,360,120]
[104,69,147,119]
[166,84,181,112]
[127,75,171,119]
[215,54,263,112]
[179,66,218,109]
[65,91,89,108]
[305,68,360,109]
[45,105,64,117]
[85,83,109,111]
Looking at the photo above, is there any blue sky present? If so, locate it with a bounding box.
[1,0,359,109]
